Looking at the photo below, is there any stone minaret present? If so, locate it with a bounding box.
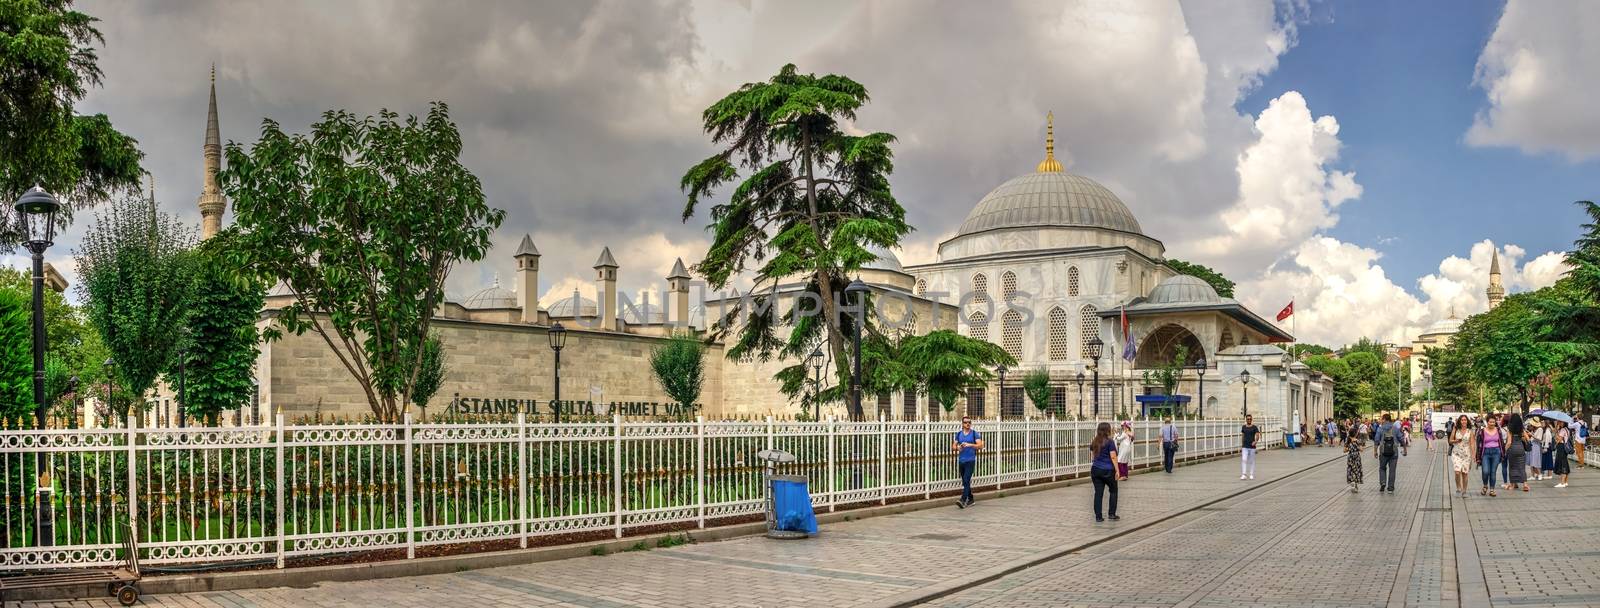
[514,234,540,323]
[1486,249,1506,310]
[667,258,691,329]
[595,247,619,331]
[197,65,226,240]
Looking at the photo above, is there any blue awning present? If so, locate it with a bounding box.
[1134,395,1191,404]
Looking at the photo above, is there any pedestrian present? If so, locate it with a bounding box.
[1372,413,1406,493]
[1552,421,1571,488]
[1575,418,1589,466]
[1538,419,1556,479]
[1346,423,1365,493]
[1449,414,1475,497]
[1527,419,1545,481]
[1115,422,1134,481]
[1328,419,1339,448]
[1240,415,1260,481]
[1160,417,1180,473]
[952,416,983,508]
[1314,421,1324,447]
[1505,413,1528,493]
[1478,416,1505,496]
[1089,421,1119,522]
[1422,418,1434,453]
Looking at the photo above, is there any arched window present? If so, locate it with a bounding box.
[969,311,989,342]
[972,273,989,304]
[1068,266,1081,297]
[1000,271,1018,302]
[1001,309,1024,360]
[1219,327,1235,352]
[1047,306,1070,360]
[1079,305,1099,358]
[915,278,927,296]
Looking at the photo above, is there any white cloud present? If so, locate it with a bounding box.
[1466,0,1600,160]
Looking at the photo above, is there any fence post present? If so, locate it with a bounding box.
[1023,416,1031,486]
[922,415,931,500]
[826,416,837,512]
[1050,418,1058,480]
[404,413,415,559]
[994,413,1002,489]
[274,414,286,568]
[613,414,623,539]
[1073,419,1080,476]
[877,416,887,506]
[125,414,138,560]
[696,415,706,527]
[517,412,528,549]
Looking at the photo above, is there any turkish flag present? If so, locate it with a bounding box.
[1276,300,1294,322]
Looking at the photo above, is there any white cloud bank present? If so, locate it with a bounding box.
[1467,0,1600,160]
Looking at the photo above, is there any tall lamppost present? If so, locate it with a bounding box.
[1075,372,1085,419]
[15,186,60,431]
[996,365,1008,418]
[1237,369,1255,417]
[809,347,824,419]
[1195,356,1208,419]
[845,279,869,421]
[548,322,567,418]
[103,358,116,426]
[1087,336,1104,417]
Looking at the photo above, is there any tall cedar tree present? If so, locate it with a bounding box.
[180,233,265,425]
[221,103,504,422]
[0,0,142,249]
[74,191,196,419]
[681,65,909,419]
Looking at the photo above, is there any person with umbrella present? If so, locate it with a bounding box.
[1553,420,1572,488]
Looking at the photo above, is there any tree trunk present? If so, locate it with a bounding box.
[801,131,857,420]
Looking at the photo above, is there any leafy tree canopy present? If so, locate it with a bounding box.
[221,103,504,422]
[0,0,143,249]
[893,330,1014,411]
[651,333,706,411]
[0,287,31,425]
[410,334,445,410]
[1452,290,1560,413]
[1022,368,1053,417]
[1165,259,1234,298]
[179,233,265,424]
[1286,343,1332,358]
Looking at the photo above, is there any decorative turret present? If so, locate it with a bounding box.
[1036,111,1063,173]
[198,65,226,240]
[667,258,692,329]
[595,247,619,331]
[514,234,540,323]
[1486,249,1506,310]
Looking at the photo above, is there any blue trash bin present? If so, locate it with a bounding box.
[770,474,817,536]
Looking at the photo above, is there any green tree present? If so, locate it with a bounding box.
[73,191,196,419]
[0,266,105,390]
[0,287,31,425]
[1140,345,1189,413]
[1022,368,1053,417]
[178,236,264,425]
[1342,337,1387,361]
[1304,354,1358,418]
[680,65,909,419]
[1286,343,1332,359]
[1538,201,1600,422]
[650,333,706,412]
[409,334,445,411]
[0,0,143,249]
[1452,291,1559,413]
[1165,259,1234,298]
[893,330,1014,412]
[220,103,505,422]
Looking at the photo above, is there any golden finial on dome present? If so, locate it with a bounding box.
[1036,111,1063,173]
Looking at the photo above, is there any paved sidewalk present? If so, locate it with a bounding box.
[12,446,1340,608]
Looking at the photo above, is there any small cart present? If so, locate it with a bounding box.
[0,521,142,606]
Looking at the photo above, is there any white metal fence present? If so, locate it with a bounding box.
[0,415,1280,571]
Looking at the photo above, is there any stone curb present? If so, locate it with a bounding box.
[9,448,1259,602]
[858,451,1344,608]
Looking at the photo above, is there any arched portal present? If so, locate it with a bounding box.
[1135,324,1206,368]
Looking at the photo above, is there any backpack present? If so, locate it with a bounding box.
[1381,427,1398,457]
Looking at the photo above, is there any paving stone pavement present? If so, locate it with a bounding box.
[9,443,1593,608]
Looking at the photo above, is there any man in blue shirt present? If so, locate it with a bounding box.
[1160,417,1180,473]
[1372,413,1407,493]
[952,416,984,508]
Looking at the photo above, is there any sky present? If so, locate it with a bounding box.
[4,0,1594,348]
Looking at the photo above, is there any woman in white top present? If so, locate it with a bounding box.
[1528,420,1545,481]
[1448,414,1476,498]
[1115,422,1135,481]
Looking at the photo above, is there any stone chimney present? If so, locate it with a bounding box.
[595,247,619,331]
[667,258,691,329]
[514,234,540,323]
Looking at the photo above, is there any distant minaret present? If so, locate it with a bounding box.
[1486,249,1506,310]
[198,65,226,240]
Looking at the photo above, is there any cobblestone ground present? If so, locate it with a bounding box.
[10,444,1594,608]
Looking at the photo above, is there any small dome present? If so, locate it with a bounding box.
[463,284,518,309]
[863,244,903,273]
[547,294,598,318]
[622,300,665,325]
[956,172,1143,238]
[1420,316,1463,337]
[1146,275,1223,305]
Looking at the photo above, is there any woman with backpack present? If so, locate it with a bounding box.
[1478,416,1506,496]
[1504,413,1529,493]
[1449,414,1475,498]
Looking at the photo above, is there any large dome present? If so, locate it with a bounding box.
[1147,275,1224,305]
[955,172,1143,238]
[463,284,518,309]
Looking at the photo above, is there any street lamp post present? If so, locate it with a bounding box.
[845,279,869,421]
[809,347,824,419]
[1239,369,1254,417]
[548,322,567,419]
[996,365,1008,419]
[1075,372,1085,419]
[16,186,60,549]
[1087,336,1104,417]
[1195,356,1207,419]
